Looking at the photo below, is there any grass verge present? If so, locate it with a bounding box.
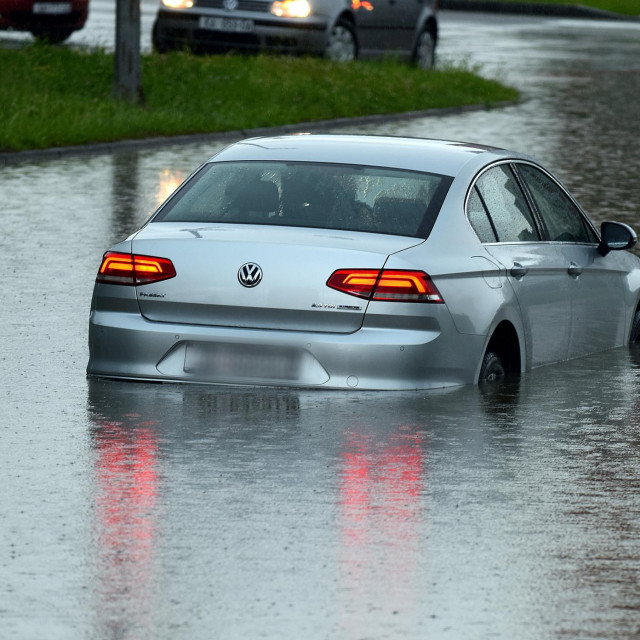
[451,0,639,16]
[1,45,518,152]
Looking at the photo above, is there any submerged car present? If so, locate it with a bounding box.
[151,0,438,68]
[0,0,88,42]
[87,134,640,390]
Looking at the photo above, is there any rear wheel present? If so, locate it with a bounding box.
[325,20,357,62]
[479,350,506,383]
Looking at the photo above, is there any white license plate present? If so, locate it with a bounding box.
[32,2,71,14]
[198,16,254,33]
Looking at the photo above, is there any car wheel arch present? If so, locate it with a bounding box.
[417,16,438,45]
[336,10,355,26]
[478,320,523,383]
[629,303,640,344]
[330,11,357,35]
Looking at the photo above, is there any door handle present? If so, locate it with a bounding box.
[510,262,528,279]
[568,262,583,277]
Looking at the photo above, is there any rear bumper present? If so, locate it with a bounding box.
[0,2,87,32]
[152,10,327,54]
[87,308,484,390]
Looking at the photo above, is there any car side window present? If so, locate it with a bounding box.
[516,164,597,243]
[467,187,497,242]
[474,165,540,243]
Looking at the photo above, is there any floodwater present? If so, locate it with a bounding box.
[3,12,640,640]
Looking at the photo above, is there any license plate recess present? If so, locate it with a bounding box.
[198,17,254,33]
[32,2,71,14]
[184,342,302,382]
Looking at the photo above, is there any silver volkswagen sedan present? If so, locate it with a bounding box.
[87,134,640,390]
[151,0,438,68]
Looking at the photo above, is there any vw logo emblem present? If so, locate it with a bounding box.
[223,0,238,11]
[238,262,263,288]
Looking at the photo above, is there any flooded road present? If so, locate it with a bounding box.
[3,12,640,640]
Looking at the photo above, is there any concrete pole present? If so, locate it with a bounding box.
[114,0,143,103]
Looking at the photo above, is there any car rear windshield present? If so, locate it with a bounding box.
[152,161,453,238]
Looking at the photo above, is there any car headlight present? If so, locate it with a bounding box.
[270,0,311,18]
[162,0,193,9]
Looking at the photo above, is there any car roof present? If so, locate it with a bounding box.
[208,134,522,176]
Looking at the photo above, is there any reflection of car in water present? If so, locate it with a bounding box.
[152,0,438,69]
[87,134,640,390]
[0,0,88,42]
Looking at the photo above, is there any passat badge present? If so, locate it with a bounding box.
[238,263,263,288]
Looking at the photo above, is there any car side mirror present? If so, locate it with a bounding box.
[598,221,637,257]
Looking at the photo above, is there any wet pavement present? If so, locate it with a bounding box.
[3,11,640,640]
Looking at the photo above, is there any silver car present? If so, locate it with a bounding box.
[87,134,640,390]
[151,0,438,68]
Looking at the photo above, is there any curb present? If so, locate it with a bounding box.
[439,0,637,20]
[0,100,519,167]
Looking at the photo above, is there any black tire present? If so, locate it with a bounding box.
[325,19,357,63]
[152,21,172,54]
[479,350,506,383]
[630,309,640,345]
[413,28,436,70]
[31,28,73,44]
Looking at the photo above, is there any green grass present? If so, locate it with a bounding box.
[455,0,639,16]
[0,45,518,152]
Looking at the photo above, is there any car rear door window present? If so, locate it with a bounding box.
[516,164,597,243]
[474,165,540,243]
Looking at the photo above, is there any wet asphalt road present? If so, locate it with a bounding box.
[3,10,640,640]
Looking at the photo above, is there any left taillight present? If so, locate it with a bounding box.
[327,269,444,303]
[96,252,176,286]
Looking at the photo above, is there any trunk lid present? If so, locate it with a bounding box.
[131,223,422,333]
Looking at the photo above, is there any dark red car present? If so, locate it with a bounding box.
[0,0,88,43]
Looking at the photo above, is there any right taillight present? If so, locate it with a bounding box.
[327,269,443,303]
[96,252,176,286]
